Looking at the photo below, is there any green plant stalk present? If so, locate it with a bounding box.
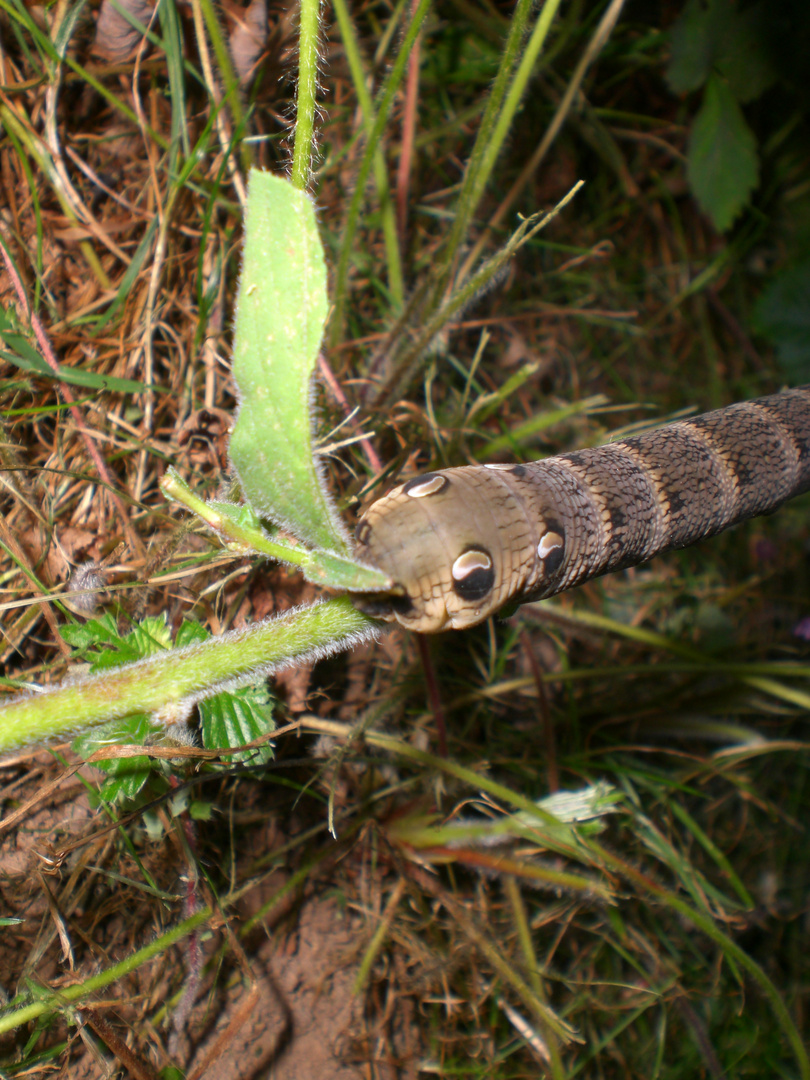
[504,874,565,1079]
[160,469,391,590]
[436,0,538,291]
[0,598,380,755]
[472,0,564,226]
[353,877,407,995]
[332,0,404,305]
[0,908,212,1036]
[291,0,322,189]
[329,0,433,344]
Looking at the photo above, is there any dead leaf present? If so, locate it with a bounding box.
[227,0,267,83]
[93,0,155,63]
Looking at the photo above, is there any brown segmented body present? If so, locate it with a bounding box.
[353,386,810,632]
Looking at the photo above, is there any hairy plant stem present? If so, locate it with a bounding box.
[291,0,322,188]
[434,0,539,298]
[0,598,380,755]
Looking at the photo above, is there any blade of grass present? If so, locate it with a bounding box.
[329,0,433,345]
[437,0,562,297]
[0,907,212,1037]
[332,0,404,305]
[534,601,810,711]
[581,833,810,1080]
[371,181,584,406]
[0,0,168,150]
[460,0,628,281]
[475,394,609,458]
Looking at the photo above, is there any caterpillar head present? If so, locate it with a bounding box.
[352,467,565,632]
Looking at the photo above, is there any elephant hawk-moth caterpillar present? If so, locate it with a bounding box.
[353,386,810,632]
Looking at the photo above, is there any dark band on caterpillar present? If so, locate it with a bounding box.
[352,386,810,632]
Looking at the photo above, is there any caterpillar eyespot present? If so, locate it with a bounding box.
[353,387,810,632]
[451,549,495,601]
[403,474,449,498]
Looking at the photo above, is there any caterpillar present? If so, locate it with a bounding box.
[353,386,810,632]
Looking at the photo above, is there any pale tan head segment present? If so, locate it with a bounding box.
[352,471,498,631]
[351,466,566,632]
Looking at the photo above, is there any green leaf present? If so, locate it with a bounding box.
[687,74,759,231]
[714,1,775,103]
[199,682,276,765]
[753,258,810,381]
[667,0,774,101]
[65,613,178,672]
[228,170,351,556]
[174,620,210,647]
[189,800,214,821]
[667,0,716,94]
[88,615,174,672]
[73,712,157,802]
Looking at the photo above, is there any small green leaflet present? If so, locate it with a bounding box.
[229,170,351,557]
[199,683,275,766]
[667,0,716,94]
[667,0,774,103]
[73,712,158,803]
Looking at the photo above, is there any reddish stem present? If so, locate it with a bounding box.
[318,352,383,474]
[0,244,145,559]
[396,1,422,245]
[520,629,558,792]
[417,632,448,758]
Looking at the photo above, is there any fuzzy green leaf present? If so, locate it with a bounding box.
[687,74,758,231]
[228,170,351,556]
